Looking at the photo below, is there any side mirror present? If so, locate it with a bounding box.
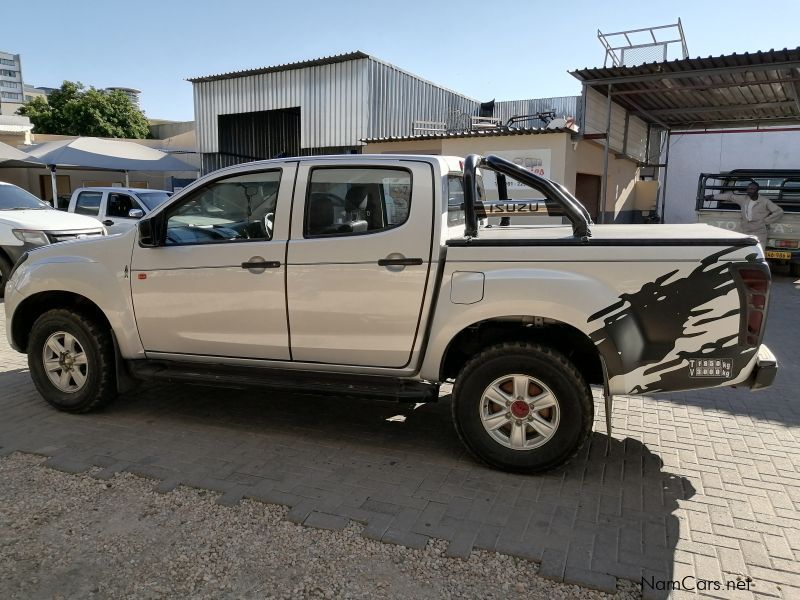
[128,208,145,219]
[137,217,159,247]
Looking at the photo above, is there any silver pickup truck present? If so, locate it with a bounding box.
[4,154,777,473]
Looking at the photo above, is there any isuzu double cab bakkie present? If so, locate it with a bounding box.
[4,154,778,473]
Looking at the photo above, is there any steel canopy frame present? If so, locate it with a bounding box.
[570,47,800,223]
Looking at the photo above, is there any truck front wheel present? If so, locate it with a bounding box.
[451,342,594,473]
[28,309,117,413]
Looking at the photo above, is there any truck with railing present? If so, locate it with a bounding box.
[696,169,800,276]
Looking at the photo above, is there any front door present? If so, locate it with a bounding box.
[103,192,144,234]
[131,164,295,360]
[286,161,434,367]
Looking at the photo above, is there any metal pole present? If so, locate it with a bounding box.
[659,129,672,222]
[124,171,130,187]
[48,165,58,208]
[600,84,612,224]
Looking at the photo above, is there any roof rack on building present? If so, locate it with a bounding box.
[597,20,689,68]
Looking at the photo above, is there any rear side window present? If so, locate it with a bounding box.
[446,175,465,226]
[74,191,102,216]
[304,168,412,237]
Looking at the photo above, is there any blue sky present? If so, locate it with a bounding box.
[4,0,800,121]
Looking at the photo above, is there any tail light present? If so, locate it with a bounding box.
[736,267,770,346]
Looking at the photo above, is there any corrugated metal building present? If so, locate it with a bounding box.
[189,51,483,173]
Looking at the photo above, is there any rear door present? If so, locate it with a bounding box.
[286,160,435,367]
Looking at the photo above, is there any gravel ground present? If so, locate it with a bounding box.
[0,452,641,599]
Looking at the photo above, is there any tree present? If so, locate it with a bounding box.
[18,81,150,139]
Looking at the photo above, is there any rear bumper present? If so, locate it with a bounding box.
[739,345,778,390]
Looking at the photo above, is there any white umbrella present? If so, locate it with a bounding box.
[26,137,197,202]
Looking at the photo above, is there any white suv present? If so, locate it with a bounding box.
[0,182,105,297]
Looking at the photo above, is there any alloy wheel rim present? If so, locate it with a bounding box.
[42,331,88,393]
[479,374,560,451]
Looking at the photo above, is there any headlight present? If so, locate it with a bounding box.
[12,229,50,246]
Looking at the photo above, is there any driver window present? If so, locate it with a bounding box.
[164,170,281,245]
[107,193,141,218]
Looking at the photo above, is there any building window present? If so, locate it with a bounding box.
[1,81,22,89]
[1,91,23,100]
[0,69,18,77]
[0,58,16,67]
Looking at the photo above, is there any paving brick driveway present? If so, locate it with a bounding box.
[1,277,798,599]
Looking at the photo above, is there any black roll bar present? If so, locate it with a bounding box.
[462,154,592,240]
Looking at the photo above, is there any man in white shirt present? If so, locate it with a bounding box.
[713,181,784,248]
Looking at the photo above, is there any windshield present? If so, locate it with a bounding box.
[136,191,171,211]
[0,184,52,210]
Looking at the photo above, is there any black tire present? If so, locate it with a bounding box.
[27,309,117,413]
[791,262,800,278]
[451,342,594,474]
[0,253,11,299]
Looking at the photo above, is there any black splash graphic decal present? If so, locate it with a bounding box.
[588,247,756,394]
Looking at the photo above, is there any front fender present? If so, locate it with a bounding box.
[6,233,144,359]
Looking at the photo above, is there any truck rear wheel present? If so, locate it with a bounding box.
[28,309,117,413]
[451,342,594,473]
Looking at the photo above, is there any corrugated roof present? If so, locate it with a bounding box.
[188,51,371,82]
[570,47,800,127]
[362,127,572,143]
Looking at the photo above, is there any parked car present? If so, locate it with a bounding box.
[67,187,172,235]
[4,154,777,473]
[0,181,105,298]
[696,170,800,275]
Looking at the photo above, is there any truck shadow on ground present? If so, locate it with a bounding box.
[0,378,692,596]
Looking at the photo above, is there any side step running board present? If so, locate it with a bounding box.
[126,360,440,402]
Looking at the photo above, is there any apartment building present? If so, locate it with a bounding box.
[0,50,24,116]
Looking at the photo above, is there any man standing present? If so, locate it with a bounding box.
[713,180,783,248]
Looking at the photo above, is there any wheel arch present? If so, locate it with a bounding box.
[437,315,605,386]
[11,291,113,353]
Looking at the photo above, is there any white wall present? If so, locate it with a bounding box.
[663,128,800,223]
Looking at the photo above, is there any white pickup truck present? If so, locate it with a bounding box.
[4,154,777,472]
[66,187,171,235]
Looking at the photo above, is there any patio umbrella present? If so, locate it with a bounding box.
[0,141,43,168]
[26,137,197,202]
